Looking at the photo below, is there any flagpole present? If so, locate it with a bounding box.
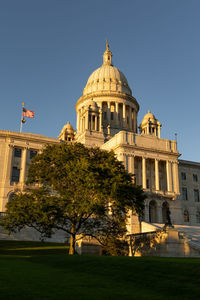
[20,102,25,133]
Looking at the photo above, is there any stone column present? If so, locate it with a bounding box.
[85,110,89,130]
[142,157,146,189]
[99,108,102,132]
[166,160,172,192]
[173,161,179,194]
[82,117,85,132]
[129,156,135,182]
[129,106,132,130]
[80,116,82,133]
[116,102,119,127]
[147,122,149,135]
[77,110,80,132]
[123,103,126,128]
[158,124,161,138]
[19,148,27,184]
[107,102,111,123]
[129,155,135,174]
[95,115,98,131]
[133,110,137,133]
[155,159,160,191]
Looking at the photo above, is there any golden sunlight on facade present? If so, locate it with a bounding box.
[0,43,200,239]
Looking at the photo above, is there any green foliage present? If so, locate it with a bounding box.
[1,142,146,255]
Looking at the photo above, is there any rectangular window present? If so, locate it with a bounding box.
[196,212,200,223]
[14,147,22,158]
[30,150,37,160]
[111,112,114,120]
[193,174,198,182]
[194,189,199,202]
[11,167,20,182]
[182,187,188,201]
[181,172,186,180]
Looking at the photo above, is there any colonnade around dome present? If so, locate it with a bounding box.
[76,100,138,137]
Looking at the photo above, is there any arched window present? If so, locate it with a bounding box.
[184,210,189,222]
[149,200,157,223]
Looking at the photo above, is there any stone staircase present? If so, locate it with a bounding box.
[142,222,200,254]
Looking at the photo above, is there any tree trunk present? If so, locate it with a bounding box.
[69,224,76,255]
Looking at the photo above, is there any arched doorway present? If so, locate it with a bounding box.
[184,210,189,223]
[149,200,157,223]
[162,201,169,224]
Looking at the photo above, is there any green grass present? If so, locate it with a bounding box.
[0,240,68,256]
[0,240,200,300]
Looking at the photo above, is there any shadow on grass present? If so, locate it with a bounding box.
[1,241,200,300]
[0,240,69,256]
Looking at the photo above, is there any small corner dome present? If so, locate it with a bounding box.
[64,121,75,132]
[85,99,98,110]
[141,110,157,126]
[82,43,132,97]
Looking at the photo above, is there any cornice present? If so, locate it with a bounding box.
[75,91,139,111]
[0,130,59,144]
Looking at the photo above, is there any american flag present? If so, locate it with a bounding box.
[23,108,35,118]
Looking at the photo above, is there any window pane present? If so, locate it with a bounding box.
[194,189,199,202]
[193,174,198,182]
[14,148,22,158]
[30,150,37,160]
[196,212,200,223]
[11,167,20,182]
[182,187,188,200]
[181,172,186,180]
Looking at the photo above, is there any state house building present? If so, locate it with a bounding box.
[0,44,200,231]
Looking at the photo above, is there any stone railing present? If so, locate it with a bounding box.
[102,131,178,153]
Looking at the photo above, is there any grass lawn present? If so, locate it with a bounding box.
[0,240,200,300]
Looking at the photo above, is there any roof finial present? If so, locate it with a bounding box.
[106,40,109,51]
[103,41,112,66]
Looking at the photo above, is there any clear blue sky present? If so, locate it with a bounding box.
[0,0,200,162]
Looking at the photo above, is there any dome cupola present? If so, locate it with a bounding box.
[59,121,75,142]
[139,110,162,138]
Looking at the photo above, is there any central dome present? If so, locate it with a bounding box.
[83,43,132,97]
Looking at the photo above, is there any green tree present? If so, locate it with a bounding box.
[1,143,145,255]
